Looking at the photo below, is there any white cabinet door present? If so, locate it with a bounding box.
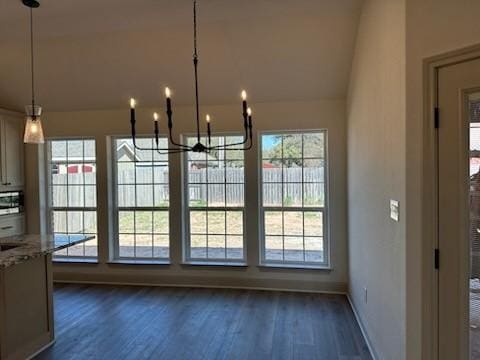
[0,113,24,188]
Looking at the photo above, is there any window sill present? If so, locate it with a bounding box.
[107,259,171,266]
[181,261,248,268]
[53,258,99,265]
[258,263,332,271]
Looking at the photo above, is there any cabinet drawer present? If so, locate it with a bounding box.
[0,215,24,238]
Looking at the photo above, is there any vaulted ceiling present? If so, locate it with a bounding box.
[0,0,362,111]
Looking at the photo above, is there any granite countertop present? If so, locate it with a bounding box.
[0,234,95,268]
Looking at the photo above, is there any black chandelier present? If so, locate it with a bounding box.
[129,0,253,154]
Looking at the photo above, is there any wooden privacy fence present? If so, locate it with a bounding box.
[52,167,324,207]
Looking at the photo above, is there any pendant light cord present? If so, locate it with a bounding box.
[193,0,200,142]
[30,7,36,109]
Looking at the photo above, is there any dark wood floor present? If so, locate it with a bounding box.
[35,284,371,360]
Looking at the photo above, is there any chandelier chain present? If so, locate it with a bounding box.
[30,7,36,108]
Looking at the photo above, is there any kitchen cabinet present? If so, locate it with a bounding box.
[0,110,24,189]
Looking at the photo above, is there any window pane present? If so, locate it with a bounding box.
[114,137,170,260]
[136,185,154,207]
[67,140,83,159]
[303,159,324,183]
[226,184,244,207]
[53,211,67,233]
[154,185,169,207]
[304,212,323,237]
[226,161,244,183]
[284,237,304,262]
[154,235,169,258]
[118,185,135,207]
[304,183,324,207]
[262,160,282,182]
[85,186,96,207]
[208,211,225,234]
[265,236,283,261]
[119,234,135,257]
[189,184,206,207]
[208,184,225,207]
[51,140,67,160]
[282,134,302,158]
[265,211,282,235]
[50,139,98,259]
[153,211,169,234]
[52,186,67,207]
[283,160,302,183]
[190,211,207,234]
[208,235,226,259]
[283,183,302,207]
[261,132,327,267]
[226,211,243,235]
[263,183,282,206]
[117,162,135,184]
[135,211,153,234]
[283,212,303,236]
[191,235,207,259]
[207,161,224,183]
[136,235,153,258]
[185,135,245,263]
[136,163,153,184]
[303,133,324,158]
[153,163,169,184]
[227,236,243,259]
[119,211,134,233]
[262,135,281,159]
[305,237,323,262]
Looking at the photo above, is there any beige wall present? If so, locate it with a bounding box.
[25,99,348,292]
[347,0,406,359]
[406,1,480,359]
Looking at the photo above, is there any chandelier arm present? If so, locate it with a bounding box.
[167,125,192,150]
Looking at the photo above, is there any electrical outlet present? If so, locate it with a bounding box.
[364,287,368,304]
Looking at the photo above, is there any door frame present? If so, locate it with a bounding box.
[423,44,480,360]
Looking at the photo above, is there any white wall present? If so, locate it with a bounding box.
[347,0,406,359]
[25,99,349,292]
[406,1,480,358]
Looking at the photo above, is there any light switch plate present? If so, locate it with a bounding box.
[390,200,399,222]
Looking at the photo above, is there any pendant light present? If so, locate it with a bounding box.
[23,0,44,144]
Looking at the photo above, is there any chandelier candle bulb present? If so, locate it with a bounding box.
[206,114,211,144]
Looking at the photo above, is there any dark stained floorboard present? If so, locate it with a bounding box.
[35,284,372,360]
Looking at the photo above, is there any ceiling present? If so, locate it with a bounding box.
[0,0,363,112]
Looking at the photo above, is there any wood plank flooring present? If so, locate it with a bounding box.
[35,284,371,360]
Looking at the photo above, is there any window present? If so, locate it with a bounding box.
[184,135,245,263]
[47,139,98,258]
[260,131,327,267]
[113,137,169,260]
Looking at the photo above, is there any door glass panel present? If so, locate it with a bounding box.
[469,92,480,358]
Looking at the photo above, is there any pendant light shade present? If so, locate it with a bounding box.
[23,1,45,144]
[23,105,44,144]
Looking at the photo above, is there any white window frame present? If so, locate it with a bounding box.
[111,135,170,261]
[258,130,330,268]
[182,133,247,264]
[46,137,98,260]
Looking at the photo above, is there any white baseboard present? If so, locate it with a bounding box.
[53,278,347,295]
[347,294,377,360]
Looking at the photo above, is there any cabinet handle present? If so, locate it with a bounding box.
[1,226,13,230]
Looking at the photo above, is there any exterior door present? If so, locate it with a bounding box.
[438,57,480,359]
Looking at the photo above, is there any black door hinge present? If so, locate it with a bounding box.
[434,248,439,269]
[434,107,440,129]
